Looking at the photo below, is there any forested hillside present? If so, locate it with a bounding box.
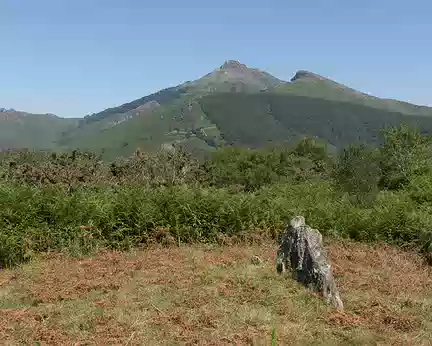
[200,93,432,149]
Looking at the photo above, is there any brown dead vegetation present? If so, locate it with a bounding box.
[0,240,431,345]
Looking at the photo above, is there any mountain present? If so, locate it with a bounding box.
[57,60,285,157]
[3,61,432,157]
[0,110,78,151]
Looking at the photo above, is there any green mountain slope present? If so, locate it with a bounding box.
[64,89,432,160]
[275,71,432,117]
[0,111,78,151]
[58,60,283,157]
[62,100,223,159]
[200,93,432,150]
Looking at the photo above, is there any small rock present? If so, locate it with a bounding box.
[251,255,264,265]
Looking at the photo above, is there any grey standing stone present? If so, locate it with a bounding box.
[276,216,344,310]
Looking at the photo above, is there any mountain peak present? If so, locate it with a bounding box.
[291,70,327,82]
[0,107,16,113]
[183,60,283,93]
[220,60,248,70]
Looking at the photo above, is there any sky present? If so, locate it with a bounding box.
[1,0,431,118]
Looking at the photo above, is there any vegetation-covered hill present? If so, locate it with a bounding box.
[56,91,432,159]
[0,111,78,151]
[57,61,432,158]
[3,61,432,156]
[56,60,284,157]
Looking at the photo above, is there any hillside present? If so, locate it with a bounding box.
[275,71,432,117]
[59,92,432,159]
[0,111,78,151]
[200,93,432,149]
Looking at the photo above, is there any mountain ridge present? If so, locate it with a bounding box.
[0,110,79,151]
[2,60,432,156]
[82,61,432,125]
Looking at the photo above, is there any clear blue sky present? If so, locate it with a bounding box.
[1,0,431,118]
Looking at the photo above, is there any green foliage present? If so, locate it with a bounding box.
[202,148,287,191]
[200,93,294,148]
[3,150,103,191]
[201,143,331,191]
[333,145,381,205]
[2,128,432,267]
[0,181,331,267]
[109,148,204,187]
[292,137,332,179]
[200,93,432,152]
[379,124,432,190]
[1,148,204,189]
[271,328,277,346]
[0,177,430,268]
[61,99,222,160]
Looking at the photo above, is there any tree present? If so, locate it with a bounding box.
[379,124,431,190]
[293,137,332,178]
[333,144,381,204]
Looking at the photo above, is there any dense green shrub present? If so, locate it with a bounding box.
[201,142,331,191]
[0,181,335,266]
[379,124,432,190]
[333,144,381,205]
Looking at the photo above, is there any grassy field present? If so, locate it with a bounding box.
[0,239,431,345]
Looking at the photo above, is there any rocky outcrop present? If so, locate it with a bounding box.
[0,108,16,113]
[276,216,343,310]
[290,70,326,82]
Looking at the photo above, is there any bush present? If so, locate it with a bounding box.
[201,143,331,191]
[0,181,338,267]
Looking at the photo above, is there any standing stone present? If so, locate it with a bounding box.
[276,216,343,310]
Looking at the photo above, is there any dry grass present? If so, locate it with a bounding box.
[0,240,431,345]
